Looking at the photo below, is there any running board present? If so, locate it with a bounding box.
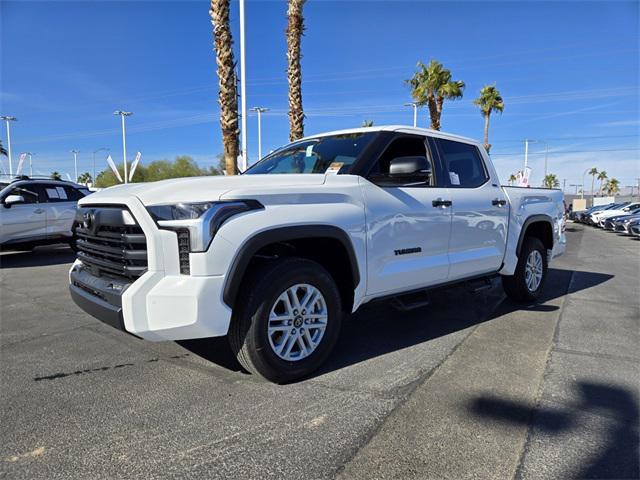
[466,277,494,294]
[391,291,431,311]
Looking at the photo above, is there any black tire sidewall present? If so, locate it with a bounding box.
[242,259,342,382]
[516,237,548,301]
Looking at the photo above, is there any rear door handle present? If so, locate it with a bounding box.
[34,208,45,214]
[492,199,507,207]
[432,198,452,208]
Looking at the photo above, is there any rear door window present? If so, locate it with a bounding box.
[437,139,488,188]
[43,184,71,202]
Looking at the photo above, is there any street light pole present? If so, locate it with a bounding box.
[250,107,269,161]
[404,103,418,127]
[71,150,79,182]
[114,111,132,184]
[92,148,109,185]
[239,0,248,171]
[543,142,549,178]
[1,116,17,175]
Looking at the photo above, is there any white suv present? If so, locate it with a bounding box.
[0,176,91,250]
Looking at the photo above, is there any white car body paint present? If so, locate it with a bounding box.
[70,126,566,342]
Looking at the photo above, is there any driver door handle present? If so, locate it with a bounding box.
[34,208,45,214]
[432,198,452,208]
[492,199,507,207]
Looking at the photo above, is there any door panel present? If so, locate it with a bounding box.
[42,185,76,237]
[0,187,46,244]
[435,138,509,280]
[447,184,509,279]
[361,181,452,295]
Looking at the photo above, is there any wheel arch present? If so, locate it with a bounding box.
[517,215,554,256]
[223,225,361,312]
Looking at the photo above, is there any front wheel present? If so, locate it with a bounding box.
[229,257,343,383]
[502,237,548,303]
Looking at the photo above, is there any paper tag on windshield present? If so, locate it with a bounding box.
[449,171,460,185]
[325,162,344,174]
[305,145,314,157]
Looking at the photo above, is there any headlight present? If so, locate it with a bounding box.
[147,200,262,252]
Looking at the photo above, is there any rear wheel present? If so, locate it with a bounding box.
[229,257,343,383]
[502,237,548,303]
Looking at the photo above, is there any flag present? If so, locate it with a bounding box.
[107,155,123,183]
[129,151,142,181]
[15,153,26,175]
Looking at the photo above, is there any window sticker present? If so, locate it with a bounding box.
[305,145,314,157]
[45,188,60,199]
[56,187,68,200]
[325,162,344,175]
[449,171,460,185]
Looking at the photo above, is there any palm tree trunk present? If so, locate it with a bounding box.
[591,176,595,198]
[210,0,239,175]
[427,95,439,130]
[287,0,306,141]
[434,95,444,130]
[483,113,491,152]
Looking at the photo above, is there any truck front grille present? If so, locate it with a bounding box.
[75,206,148,280]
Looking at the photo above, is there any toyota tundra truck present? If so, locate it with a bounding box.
[69,126,566,382]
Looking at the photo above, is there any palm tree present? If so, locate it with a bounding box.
[361,120,374,127]
[0,140,7,157]
[210,0,239,175]
[588,167,598,197]
[406,59,465,131]
[473,84,504,152]
[606,178,620,196]
[77,172,93,185]
[50,171,62,180]
[597,171,608,194]
[287,0,306,141]
[543,173,560,188]
[508,174,517,186]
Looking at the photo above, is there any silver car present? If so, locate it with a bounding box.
[0,176,91,251]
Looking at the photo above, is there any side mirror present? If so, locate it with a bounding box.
[3,195,25,208]
[389,156,431,177]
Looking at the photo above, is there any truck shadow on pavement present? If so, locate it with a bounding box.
[179,268,614,380]
[0,245,76,268]
[468,381,639,479]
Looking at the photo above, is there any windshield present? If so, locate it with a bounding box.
[245,132,376,175]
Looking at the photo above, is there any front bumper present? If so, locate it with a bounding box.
[68,195,233,342]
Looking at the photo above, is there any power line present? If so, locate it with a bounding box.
[491,148,640,156]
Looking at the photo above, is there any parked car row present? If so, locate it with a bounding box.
[570,201,640,238]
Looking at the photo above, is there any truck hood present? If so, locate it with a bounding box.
[80,174,327,206]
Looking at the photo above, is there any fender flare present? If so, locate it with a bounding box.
[516,214,554,255]
[222,225,361,308]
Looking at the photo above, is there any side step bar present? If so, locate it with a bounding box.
[388,274,499,311]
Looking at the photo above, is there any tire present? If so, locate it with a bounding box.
[228,257,343,383]
[502,237,548,303]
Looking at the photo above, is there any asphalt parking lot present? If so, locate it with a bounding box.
[1,225,638,479]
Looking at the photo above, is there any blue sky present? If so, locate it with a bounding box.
[1,0,639,190]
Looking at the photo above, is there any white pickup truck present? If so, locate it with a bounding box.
[69,126,566,382]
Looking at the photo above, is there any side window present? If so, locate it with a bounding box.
[8,185,39,204]
[42,184,71,202]
[368,136,435,186]
[438,139,488,188]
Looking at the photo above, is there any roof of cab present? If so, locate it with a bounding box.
[299,125,480,145]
